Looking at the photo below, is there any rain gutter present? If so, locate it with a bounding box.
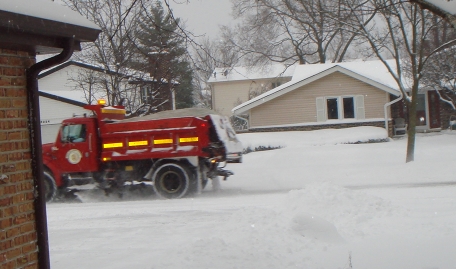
[384,92,403,136]
[26,37,75,269]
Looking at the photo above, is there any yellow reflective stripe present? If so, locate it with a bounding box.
[154,139,173,145]
[128,140,148,147]
[101,108,126,114]
[125,166,134,171]
[103,142,123,148]
[179,137,199,143]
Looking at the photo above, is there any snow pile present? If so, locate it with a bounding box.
[162,182,407,269]
[280,182,405,239]
[167,204,349,269]
[290,213,346,243]
[239,126,389,150]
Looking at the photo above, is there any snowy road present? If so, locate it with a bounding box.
[347,180,456,189]
[46,128,456,269]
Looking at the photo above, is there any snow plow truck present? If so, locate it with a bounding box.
[41,100,243,201]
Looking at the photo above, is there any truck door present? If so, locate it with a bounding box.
[54,119,99,173]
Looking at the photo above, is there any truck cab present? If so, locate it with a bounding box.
[42,116,100,189]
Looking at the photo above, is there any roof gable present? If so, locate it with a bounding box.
[232,60,401,115]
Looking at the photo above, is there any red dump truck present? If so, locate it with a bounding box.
[41,101,243,201]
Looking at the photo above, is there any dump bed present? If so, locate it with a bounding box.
[98,108,243,162]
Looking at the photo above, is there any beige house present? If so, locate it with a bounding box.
[232,60,404,135]
[208,64,296,117]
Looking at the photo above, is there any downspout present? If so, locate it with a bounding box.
[384,92,403,136]
[26,37,75,269]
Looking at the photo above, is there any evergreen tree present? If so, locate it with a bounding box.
[135,1,194,111]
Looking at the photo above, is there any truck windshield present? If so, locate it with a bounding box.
[61,124,86,143]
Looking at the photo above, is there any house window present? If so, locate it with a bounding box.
[316,96,364,122]
[141,86,152,104]
[327,98,339,119]
[416,94,427,126]
[343,97,355,119]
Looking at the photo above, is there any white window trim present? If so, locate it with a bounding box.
[316,95,365,122]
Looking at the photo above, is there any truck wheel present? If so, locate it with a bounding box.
[152,163,191,199]
[43,170,57,202]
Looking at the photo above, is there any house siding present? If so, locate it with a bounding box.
[250,72,390,127]
[39,65,79,94]
[39,97,89,144]
[0,49,39,269]
[212,78,291,117]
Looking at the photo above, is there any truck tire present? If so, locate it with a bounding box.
[43,170,57,202]
[152,163,191,199]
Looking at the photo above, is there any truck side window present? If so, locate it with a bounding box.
[61,124,86,143]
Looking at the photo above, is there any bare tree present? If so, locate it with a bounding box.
[422,45,456,109]
[63,0,144,108]
[349,0,456,162]
[63,0,249,116]
[420,17,456,110]
[67,67,104,105]
[221,0,365,67]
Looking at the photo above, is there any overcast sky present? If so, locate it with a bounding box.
[167,0,234,39]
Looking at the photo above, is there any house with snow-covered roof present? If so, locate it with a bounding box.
[231,60,451,136]
[38,61,163,143]
[208,63,296,117]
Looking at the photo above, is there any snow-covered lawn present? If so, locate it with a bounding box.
[46,127,456,269]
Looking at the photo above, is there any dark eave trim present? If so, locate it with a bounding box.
[0,10,100,42]
[38,61,112,79]
[0,29,82,54]
[0,9,100,54]
[38,61,161,84]
[39,91,86,107]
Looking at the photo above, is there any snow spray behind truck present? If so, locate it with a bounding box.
[41,100,243,201]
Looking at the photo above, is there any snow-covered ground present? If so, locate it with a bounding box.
[46,127,456,269]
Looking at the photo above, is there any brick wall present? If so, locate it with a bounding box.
[0,49,39,269]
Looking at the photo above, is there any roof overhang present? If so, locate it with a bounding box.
[0,1,101,54]
[38,61,166,85]
[410,0,456,28]
[39,91,86,107]
[233,65,400,115]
